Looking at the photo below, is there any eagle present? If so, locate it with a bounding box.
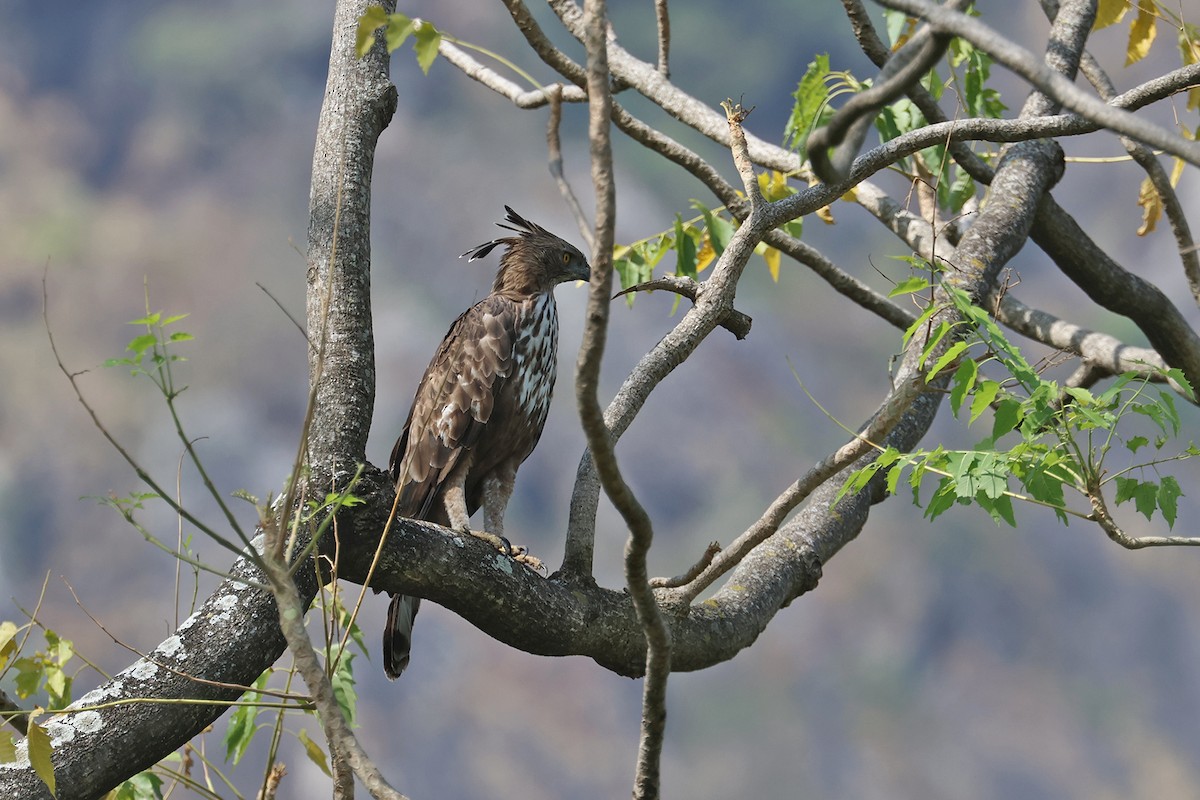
[383,206,591,679]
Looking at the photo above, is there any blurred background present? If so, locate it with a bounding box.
[2,1,1200,798]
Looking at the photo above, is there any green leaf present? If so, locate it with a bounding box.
[385,14,415,53]
[14,657,40,698]
[927,340,969,381]
[1159,476,1183,528]
[128,313,160,326]
[1114,476,1139,505]
[1133,480,1159,521]
[1124,435,1149,453]
[356,5,389,56]
[969,379,1000,424]
[331,650,358,727]
[298,729,333,777]
[950,358,979,416]
[111,772,165,800]
[785,54,832,153]
[167,332,193,343]
[991,397,1023,440]
[888,275,931,297]
[126,334,158,357]
[27,719,55,796]
[976,491,1017,527]
[224,671,269,764]
[673,215,696,278]
[161,313,189,326]
[412,22,441,74]
[0,728,16,763]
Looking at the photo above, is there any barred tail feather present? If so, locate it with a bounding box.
[383,593,421,680]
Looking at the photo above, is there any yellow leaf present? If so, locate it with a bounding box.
[762,246,781,281]
[1093,0,1131,30]
[27,717,55,796]
[1169,156,1186,188]
[1136,176,1161,236]
[298,729,332,777]
[816,204,836,225]
[695,237,715,273]
[1125,0,1157,66]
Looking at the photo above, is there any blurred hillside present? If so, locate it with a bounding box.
[3,2,1200,799]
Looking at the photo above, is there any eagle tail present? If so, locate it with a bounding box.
[383,593,421,680]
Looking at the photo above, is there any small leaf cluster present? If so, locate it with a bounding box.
[615,196,801,301]
[357,7,441,73]
[104,312,193,399]
[0,621,75,796]
[839,281,1196,531]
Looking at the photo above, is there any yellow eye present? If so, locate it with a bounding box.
[561,252,571,265]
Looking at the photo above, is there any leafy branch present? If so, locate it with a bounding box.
[839,282,1199,542]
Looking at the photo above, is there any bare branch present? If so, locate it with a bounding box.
[576,1,670,795]
[261,548,407,800]
[649,542,720,589]
[613,276,752,340]
[654,0,670,77]
[546,85,594,252]
[436,38,587,108]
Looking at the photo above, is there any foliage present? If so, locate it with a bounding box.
[838,280,1196,531]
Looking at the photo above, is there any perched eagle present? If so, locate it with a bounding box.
[383,207,591,679]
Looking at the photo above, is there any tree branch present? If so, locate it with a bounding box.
[875,0,1200,165]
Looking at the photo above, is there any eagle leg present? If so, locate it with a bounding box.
[479,464,543,571]
[441,467,515,555]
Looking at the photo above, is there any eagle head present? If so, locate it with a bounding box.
[461,206,591,297]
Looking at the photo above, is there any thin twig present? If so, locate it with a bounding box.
[63,578,311,705]
[1086,475,1200,548]
[546,85,595,252]
[676,374,925,604]
[649,541,719,589]
[0,689,28,737]
[257,282,312,349]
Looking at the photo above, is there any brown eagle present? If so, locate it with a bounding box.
[383,207,591,679]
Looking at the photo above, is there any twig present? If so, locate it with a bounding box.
[1086,475,1200,549]
[614,276,752,339]
[649,541,719,589]
[261,551,406,800]
[547,85,594,252]
[257,282,312,349]
[0,689,28,737]
[676,374,925,604]
[653,0,670,77]
[63,578,311,705]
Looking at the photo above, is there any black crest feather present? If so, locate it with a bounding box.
[460,206,552,261]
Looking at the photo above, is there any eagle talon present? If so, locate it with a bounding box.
[513,550,544,572]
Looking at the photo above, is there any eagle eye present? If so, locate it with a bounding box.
[561,252,571,265]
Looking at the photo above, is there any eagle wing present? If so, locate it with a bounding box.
[389,294,516,520]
